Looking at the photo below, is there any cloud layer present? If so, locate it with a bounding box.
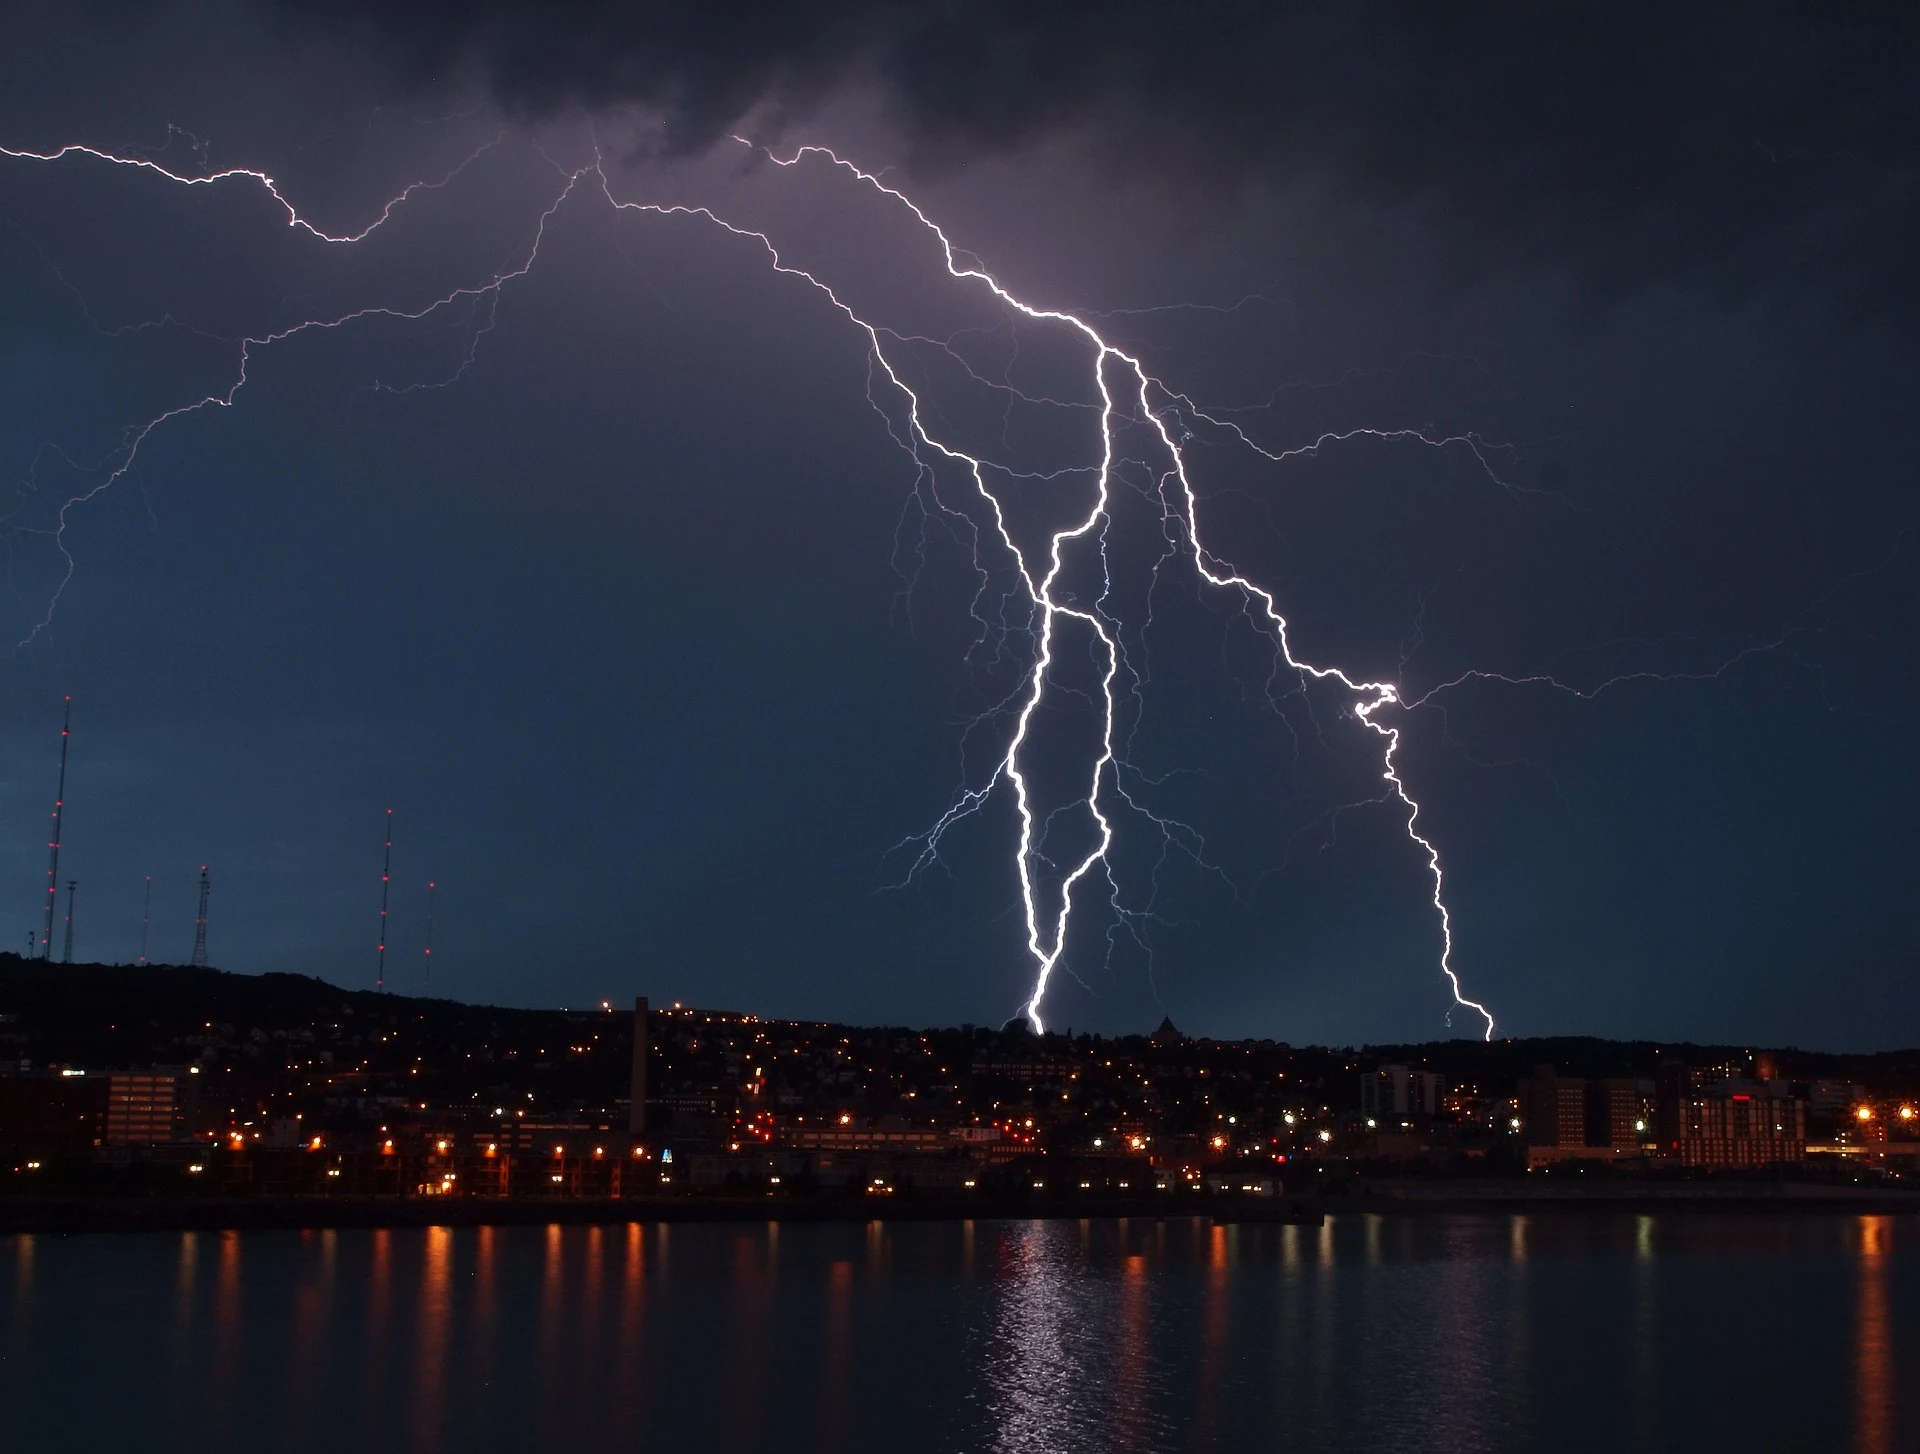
[270,0,1920,311]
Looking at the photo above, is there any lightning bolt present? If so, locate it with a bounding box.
[1,127,1502,1038]
[712,142,1497,1037]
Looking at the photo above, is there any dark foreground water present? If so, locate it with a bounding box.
[2,1212,1915,1453]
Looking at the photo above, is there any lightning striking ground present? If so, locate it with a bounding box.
[0,128,1515,1036]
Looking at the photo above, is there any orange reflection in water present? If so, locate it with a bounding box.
[1191,1223,1231,1446]
[411,1226,454,1454]
[611,1223,648,1446]
[1855,1216,1892,1454]
[536,1224,565,1410]
[1111,1253,1151,1453]
[620,1221,647,1351]
[818,1258,854,1448]
[165,1232,198,1419]
[210,1230,243,1406]
[584,1224,606,1324]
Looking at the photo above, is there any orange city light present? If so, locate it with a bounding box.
[1857,1106,1875,1122]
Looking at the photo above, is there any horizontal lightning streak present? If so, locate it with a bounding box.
[0,137,506,244]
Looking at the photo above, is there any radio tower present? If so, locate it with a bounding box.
[41,697,70,961]
[61,881,77,964]
[191,866,210,967]
[139,876,151,966]
[376,810,393,992]
[423,880,436,991]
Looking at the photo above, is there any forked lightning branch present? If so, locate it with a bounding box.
[0,131,1500,1039]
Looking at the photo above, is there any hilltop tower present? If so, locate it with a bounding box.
[41,698,70,960]
[191,866,210,967]
[376,810,393,991]
[423,879,435,991]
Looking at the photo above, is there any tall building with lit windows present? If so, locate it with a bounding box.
[1657,1072,1806,1166]
[1517,1067,1652,1163]
[103,1072,181,1145]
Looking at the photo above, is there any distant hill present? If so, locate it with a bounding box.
[1,955,1914,1086]
[0,955,604,1074]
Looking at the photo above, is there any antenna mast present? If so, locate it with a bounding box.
[376,810,393,991]
[41,697,70,960]
[191,866,210,967]
[62,881,76,964]
[423,879,435,991]
[139,876,151,966]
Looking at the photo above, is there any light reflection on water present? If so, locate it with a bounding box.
[1857,1216,1893,1454]
[0,1212,1913,1453]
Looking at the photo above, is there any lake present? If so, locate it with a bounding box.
[2,1212,1913,1452]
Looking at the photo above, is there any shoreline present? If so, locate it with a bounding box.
[3,1183,1918,1234]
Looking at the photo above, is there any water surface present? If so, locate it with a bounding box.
[2,1212,1913,1452]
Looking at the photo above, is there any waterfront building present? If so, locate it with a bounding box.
[1658,1074,1806,1167]
[104,1071,184,1145]
[1518,1067,1648,1165]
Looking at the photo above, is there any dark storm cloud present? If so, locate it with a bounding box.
[268,0,1920,312]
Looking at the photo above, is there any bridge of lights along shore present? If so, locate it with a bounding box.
[0,131,1498,1040]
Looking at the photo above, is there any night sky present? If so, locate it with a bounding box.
[0,2,1914,1047]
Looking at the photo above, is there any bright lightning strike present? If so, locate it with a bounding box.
[716,141,1496,1038]
[1,127,1505,1038]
